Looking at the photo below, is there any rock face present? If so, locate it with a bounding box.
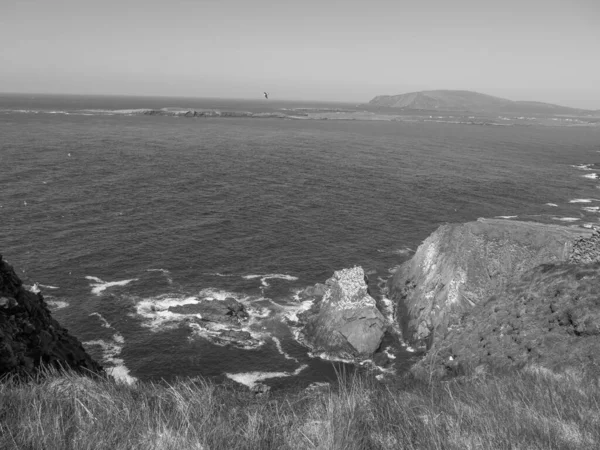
[298,267,386,359]
[414,262,600,377]
[388,219,592,347]
[0,255,102,378]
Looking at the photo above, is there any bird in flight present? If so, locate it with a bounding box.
[263,92,269,99]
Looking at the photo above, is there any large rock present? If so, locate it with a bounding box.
[414,262,600,377]
[388,218,592,347]
[0,255,103,378]
[298,267,386,359]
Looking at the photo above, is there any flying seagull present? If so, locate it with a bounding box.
[263,92,269,99]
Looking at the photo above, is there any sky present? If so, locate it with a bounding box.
[1,0,599,108]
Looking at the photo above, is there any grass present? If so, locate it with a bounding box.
[1,365,599,450]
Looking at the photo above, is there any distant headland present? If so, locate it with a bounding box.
[368,89,599,115]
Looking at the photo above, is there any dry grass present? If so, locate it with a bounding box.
[1,365,599,449]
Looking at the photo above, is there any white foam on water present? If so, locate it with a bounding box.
[569,199,596,203]
[494,215,518,219]
[545,203,559,207]
[146,268,173,284]
[134,294,200,331]
[242,273,299,288]
[225,364,308,389]
[307,352,355,364]
[384,346,397,360]
[188,322,266,350]
[552,217,581,222]
[83,335,136,385]
[198,287,246,301]
[85,276,138,295]
[46,300,69,309]
[90,312,112,329]
[39,284,59,289]
[271,336,299,362]
[582,206,600,212]
[27,283,41,294]
[405,346,416,353]
[380,296,395,325]
[572,164,594,170]
[283,299,314,324]
[583,173,599,179]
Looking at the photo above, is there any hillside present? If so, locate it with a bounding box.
[368,90,594,115]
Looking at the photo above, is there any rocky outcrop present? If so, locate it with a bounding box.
[388,219,592,348]
[414,262,600,377]
[0,255,102,378]
[297,267,386,359]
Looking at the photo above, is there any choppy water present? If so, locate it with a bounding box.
[2,94,600,388]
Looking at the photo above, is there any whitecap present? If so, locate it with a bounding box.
[90,312,112,329]
[583,173,599,180]
[569,199,596,203]
[283,299,314,324]
[85,276,138,295]
[494,215,518,219]
[572,164,594,171]
[83,335,136,385]
[384,346,397,360]
[39,284,59,290]
[188,322,266,350]
[242,273,299,288]
[307,352,355,364]
[582,206,600,213]
[225,364,308,389]
[552,217,581,222]
[46,300,69,309]
[545,203,559,207]
[134,294,201,331]
[146,268,173,284]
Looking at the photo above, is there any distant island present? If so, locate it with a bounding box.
[368,89,598,115]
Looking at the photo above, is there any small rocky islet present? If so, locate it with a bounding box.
[2,218,600,383]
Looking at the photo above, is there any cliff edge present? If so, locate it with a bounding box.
[0,255,103,378]
[388,219,593,348]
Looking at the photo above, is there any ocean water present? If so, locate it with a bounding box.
[1,93,599,388]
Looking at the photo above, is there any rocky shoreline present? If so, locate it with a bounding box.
[4,218,600,383]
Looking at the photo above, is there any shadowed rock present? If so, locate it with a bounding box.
[0,255,103,378]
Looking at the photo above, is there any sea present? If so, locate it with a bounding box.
[1,93,599,389]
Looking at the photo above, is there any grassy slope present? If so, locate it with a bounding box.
[1,366,599,450]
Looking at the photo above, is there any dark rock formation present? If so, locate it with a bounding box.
[297,267,386,359]
[388,219,592,348]
[414,262,600,378]
[0,255,103,378]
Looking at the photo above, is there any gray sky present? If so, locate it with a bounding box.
[1,0,599,108]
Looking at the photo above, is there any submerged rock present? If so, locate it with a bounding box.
[0,255,103,378]
[388,218,592,348]
[298,267,386,359]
